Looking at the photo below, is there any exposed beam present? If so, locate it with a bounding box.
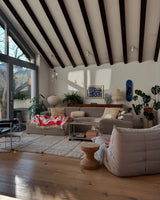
[78,0,100,66]
[58,0,88,66]
[154,23,160,62]
[139,0,147,62]
[21,0,65,68]
[39,0,76,67]
[98,0,113,65]
[119,0,127,64]
[3,0,54,68]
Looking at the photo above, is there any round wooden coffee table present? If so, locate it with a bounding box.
[80,142,100,170]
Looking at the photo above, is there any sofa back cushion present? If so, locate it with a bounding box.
[71,111,85,118]
[80,107,104,117]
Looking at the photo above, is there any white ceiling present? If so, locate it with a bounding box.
[0,0,160,67]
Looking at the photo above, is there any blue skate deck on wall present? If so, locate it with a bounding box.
[126,80,132,101]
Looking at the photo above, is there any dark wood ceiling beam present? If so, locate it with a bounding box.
[154,23,160,62]
[3,0,54,68]
[39,0,76,67]
[139,0,147,63]
[58,0,88,66]
[98,0,113,65]
[21,0,65,68]
[119,0,127,64]
[78,0,100,66]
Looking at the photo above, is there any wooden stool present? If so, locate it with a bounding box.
[80,142,100,170]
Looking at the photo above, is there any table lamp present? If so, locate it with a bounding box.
[111,89,123,103]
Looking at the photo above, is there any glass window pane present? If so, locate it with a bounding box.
[0,25,5,54]
[13,65,32,122]
[9,36,30,62]
[0,61,8,119]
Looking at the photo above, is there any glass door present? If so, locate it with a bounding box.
[13,65,32,122]
[0,61,8,119]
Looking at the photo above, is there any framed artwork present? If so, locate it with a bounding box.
[86,85,104,99]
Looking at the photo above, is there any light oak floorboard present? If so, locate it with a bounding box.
[0,152,160,200]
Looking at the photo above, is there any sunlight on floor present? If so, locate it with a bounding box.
[0,194,21,200]
[15,175,78,200]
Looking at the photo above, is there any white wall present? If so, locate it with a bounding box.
[49,61,160,107]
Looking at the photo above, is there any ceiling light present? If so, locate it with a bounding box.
[85,50,92,57]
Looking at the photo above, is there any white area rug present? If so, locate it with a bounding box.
[0,133,91,159]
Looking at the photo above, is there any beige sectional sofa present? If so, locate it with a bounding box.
[26,106,133,136]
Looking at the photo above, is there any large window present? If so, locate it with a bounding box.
[0,25,5,54]
[13,65,32,121]
[0,11,37,120]
[0,61,7,118]
[9,36,30,62]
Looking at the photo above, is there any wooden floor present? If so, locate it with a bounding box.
[0,152,160,200]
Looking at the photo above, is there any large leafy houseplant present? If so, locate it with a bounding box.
[29,94,47,118]
[132,85,160,120]
[63,91,83,105]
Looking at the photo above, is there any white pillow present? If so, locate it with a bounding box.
[117,115,124,120]
[71,111,85,118]
[103,114,114,119]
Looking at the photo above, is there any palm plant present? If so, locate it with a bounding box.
[29,94,47,117]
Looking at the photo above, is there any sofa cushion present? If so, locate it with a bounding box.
[102,108,120,119]
[51,108,65,117]
[71,111,85,118]
[80,107,104,117]
[65,107,80,116]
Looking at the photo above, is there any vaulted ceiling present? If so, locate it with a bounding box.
[0,0,160,68]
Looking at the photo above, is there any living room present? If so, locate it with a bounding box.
[0,0,160,199]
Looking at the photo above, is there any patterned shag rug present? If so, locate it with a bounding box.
[0,133,95,159]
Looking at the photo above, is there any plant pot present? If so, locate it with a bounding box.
[144,108,153,113]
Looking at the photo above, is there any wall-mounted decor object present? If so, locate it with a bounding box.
[104,93,111,104]
[86,85,104,99]
[126,80,133,101]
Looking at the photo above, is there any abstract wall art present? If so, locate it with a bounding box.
[86,85,104,98]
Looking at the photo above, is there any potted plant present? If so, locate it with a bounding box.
[132,85,160,124]
[29,94,47,118]
[63,91,83,105]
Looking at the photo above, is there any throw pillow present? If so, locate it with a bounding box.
[118,110,126,117]
[101,108,120,119]
[50,108,65,117]
[103,114,114,119]
[117,115,124,120]
[71,111,85,118]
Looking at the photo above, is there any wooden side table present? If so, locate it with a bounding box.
[80,142,100,170]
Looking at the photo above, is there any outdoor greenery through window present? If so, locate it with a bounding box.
[13,65,32,122]
[0,61,7,118]
[9,36,30,62]
[0,25,5,54]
